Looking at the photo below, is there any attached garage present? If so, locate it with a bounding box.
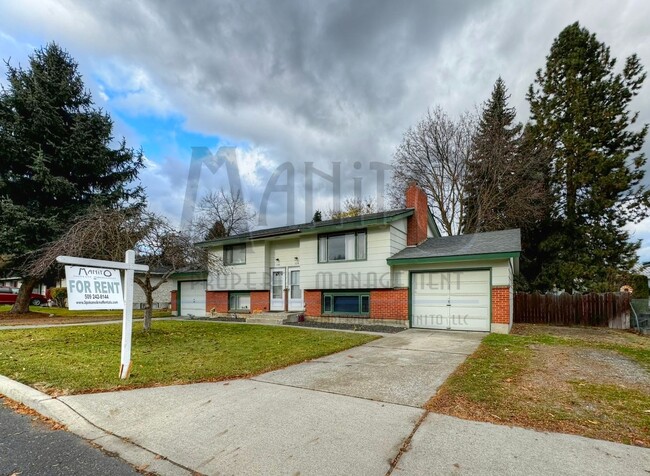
[179,280,207,316]
[388,229,521,334]
[411,270,491,331]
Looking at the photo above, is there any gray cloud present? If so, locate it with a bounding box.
[1,0,649,254]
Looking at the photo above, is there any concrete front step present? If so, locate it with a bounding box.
[246,313,301,325]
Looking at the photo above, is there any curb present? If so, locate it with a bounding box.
[0,375,191,475]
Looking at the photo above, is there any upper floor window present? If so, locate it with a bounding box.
[318,230,366,262]
[224,243,246,265]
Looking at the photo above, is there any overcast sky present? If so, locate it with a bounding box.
[1,0,649,261]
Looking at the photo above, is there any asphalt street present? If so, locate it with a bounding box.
[0,397,138,476]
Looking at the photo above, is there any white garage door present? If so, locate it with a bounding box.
[179,281,206,316]
[411,270,490,331]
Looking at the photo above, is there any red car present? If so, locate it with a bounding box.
[0,286,47,306]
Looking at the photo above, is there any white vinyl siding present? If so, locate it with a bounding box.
[301,227,392,289]
[209,242,268,291]
[267,239,300,268]
[391,259,511,288]
[390,219,408,256]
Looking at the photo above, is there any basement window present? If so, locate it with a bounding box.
[229,292,251,311]
[322,292,370,316]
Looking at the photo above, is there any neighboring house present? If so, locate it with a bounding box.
[178,184,520,333]
[0,276,48,295]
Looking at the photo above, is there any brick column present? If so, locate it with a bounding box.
[304,290,321,316]
[170,290,177,314]
[491,286,511,333]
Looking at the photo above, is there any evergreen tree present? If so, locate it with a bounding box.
[463,77,522,232]
[0,43,144,312]
[527,23,649,291]
[463,78,550,290]
[205,220,227,240]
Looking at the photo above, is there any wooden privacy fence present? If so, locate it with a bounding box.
[514,292,631,327]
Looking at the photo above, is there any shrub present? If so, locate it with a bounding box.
[49,287,67,307]
[628,274,649,299]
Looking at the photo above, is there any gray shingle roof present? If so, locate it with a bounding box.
[389,229,521,261]
[196,208,414,246]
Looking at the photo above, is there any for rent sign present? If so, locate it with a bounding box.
[65,266,124,310]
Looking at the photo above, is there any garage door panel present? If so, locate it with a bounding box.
[412,271,490,331]
[180,281,206,316]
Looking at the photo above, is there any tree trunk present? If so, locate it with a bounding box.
[9,276,40,314]
[143,290,153,332]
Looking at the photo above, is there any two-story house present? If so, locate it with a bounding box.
[174,184,520,333]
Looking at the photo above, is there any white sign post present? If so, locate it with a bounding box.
[57,250,148,379]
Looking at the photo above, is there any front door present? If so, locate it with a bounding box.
[287,267,303,311]
[270,268,285,311]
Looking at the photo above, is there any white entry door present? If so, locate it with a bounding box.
[411,270,490,331]
[287,267,303,311]
[270,268,285,311]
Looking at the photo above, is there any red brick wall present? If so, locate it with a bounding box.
[370,289,408,320]
[491,286,511,325]
[304,290,322,316]
[251,291,270,312]
[304,289,407,320]
[206,291,228,313]
[406,183,429,246]
[170,290,177,312]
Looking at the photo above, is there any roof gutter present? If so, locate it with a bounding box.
[387,251,521,266]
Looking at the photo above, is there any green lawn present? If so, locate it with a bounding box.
[427,325,650,447]
[0,305,172,318]
[0,321,377,395]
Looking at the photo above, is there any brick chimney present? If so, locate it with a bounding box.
[405,183,429,246]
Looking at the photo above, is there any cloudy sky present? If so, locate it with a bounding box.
[1,0,649,260]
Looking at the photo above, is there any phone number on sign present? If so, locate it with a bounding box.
[84,294,111,300]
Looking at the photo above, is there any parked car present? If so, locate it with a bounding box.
[0,286,47,306]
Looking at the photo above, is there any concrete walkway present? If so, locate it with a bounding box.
[3,329,650,475]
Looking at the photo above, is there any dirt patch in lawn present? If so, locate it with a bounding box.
[427,329,650,447]
[523,345,650,392]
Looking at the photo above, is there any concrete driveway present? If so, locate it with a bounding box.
[255,329,483,406]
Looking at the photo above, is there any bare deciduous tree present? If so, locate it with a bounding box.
[192,189,256,240]
[31,207,223,330]
[390,107,475,235]
[327,196,380,219]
